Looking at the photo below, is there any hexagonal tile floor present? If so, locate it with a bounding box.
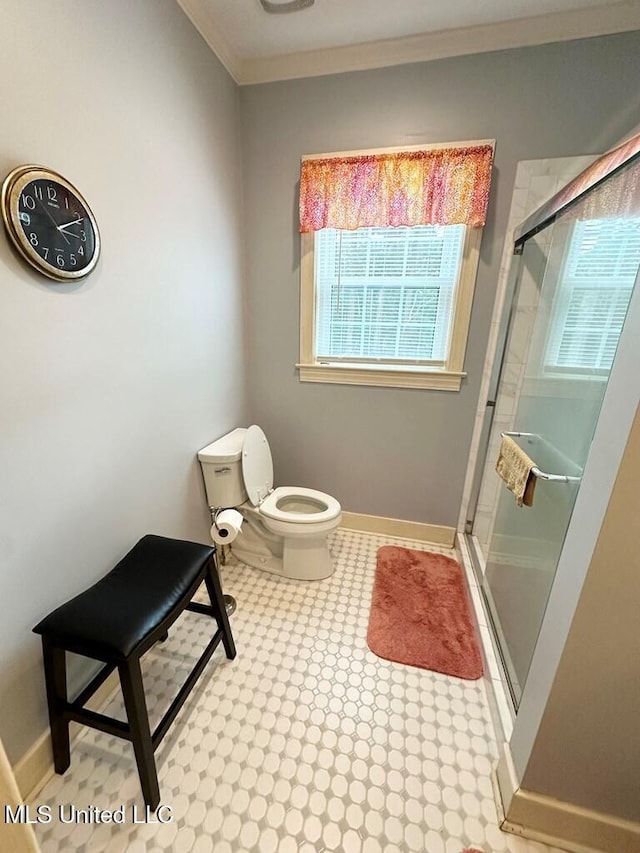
[32,529,561,853]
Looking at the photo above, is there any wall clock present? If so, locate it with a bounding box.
[1,165,100,282]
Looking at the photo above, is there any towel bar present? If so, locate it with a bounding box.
[530,467,581,484]
[500,432,582,484]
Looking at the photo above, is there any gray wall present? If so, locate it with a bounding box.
[240,32,640,527]
[0,1,246,762]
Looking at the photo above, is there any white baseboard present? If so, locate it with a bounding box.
[340,511,456,547]
[495,742,640,853]
[13,670,121,802]
[12,730,54,805]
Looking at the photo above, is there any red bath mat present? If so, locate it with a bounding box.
[367,546,483,679]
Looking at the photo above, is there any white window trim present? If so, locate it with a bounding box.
[297,140,493,391]
[298,225,483,391]
[300,139,494,162]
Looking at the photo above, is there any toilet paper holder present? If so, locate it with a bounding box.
[210,507,240,617]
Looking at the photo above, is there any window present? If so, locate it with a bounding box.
[297,143,494,391]
[315,225,464,363]
[544,217,640,376]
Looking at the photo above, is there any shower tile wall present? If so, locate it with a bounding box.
[462,156,596,557]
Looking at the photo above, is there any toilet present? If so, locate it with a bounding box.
[198,425,341,580]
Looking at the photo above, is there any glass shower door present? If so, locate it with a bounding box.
[477,162,640,705]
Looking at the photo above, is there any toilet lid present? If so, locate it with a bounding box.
[242,425,274,507]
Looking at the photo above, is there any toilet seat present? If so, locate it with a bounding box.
[260,486,341,525]
[242,426,340,526]
[242,425,274,507]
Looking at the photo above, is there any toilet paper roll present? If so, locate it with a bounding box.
[210,509,243,545]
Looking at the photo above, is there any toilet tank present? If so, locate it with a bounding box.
[197,428,248,509]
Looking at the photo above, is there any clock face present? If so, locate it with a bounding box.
[1,166,100,281]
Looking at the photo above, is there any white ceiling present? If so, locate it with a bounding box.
[176,0,640,83]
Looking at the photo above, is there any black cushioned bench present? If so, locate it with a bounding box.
[33,534,236,809]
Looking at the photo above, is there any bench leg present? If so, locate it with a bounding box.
[119,659,160,810]
[204,555,236,660]
[41,638,71,774]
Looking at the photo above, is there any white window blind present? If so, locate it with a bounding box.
[314,225,466,364]
[545,217,640,374]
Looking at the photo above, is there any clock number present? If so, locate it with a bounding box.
[47,186,57,202]
[80,230,86,242]
[34,185,43,201]
[42,247,49,260]
[70,254,77,267]
[56,254,65,268]
[21,194,35,210]
[19,212,31,226]
[78,245,84,256]
[29,233,38,247]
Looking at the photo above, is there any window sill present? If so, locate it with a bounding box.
[296,363,466,391]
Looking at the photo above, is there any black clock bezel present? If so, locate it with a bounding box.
[1,164,101,282]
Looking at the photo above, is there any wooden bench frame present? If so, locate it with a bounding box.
[39,549,235,809]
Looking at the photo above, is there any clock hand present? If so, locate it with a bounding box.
[38,199,70,244]
[57,218,82,233]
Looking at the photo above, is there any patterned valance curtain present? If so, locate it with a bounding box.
[299,144,494,233]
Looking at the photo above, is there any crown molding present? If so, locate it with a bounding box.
[176,0,242,83]
[241,1,640,84]
[178,0,640,86]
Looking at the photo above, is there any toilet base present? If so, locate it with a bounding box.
[233,536,334,580]
[283,535,334,580]
[228,504,337,580]
[232,546,286,577]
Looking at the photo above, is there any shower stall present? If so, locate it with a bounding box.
[465,134,640,707]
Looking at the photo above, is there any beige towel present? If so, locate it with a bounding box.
[0,737,40,852]
[495,435,537,507]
